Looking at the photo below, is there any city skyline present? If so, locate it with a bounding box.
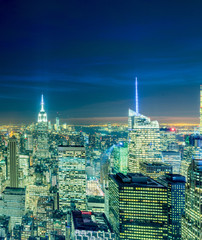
[1,1,202,124]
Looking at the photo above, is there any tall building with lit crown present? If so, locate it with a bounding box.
[128,78,162,173]
[38,94,47,123]
[158,174,186,240]
[128,110,162,173]
[109,173,168,240]
[7,136,19,188]
[58,145,87,212]
[35,95,49,159]
[182,154,202,240]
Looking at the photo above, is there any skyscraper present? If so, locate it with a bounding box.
[109,173,168,239]
[162,151,181,174]
[0,187,25,230]
[139,162,172,180]
[35,95,49,159]
[7,136,19,188]
[58,145,87,211]
[111,142,128,175]
[128,82,162,173]
[128,112,162,170]
[38,94,47,123]
[55,117,60,132]
[180,145,195,178]
[182,155,202,240]
[158,174,186,240]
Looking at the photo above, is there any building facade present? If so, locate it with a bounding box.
[162,151,181,174]
[182,157,202,240]
[35,95,49,159]
[128,109,162,173]
[109,173,168,239]
[158,174,186,240]
[112,142,128,175]
[58,146,87,211]
[7,136,19,188]
[139,162,172,180]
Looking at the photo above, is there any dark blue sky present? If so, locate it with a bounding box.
[0,0,202,123]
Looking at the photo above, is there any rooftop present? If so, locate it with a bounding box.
[162,151,181,155]
[3,187,25,195]
[159,174,186,183]
[87,196,104,203]
[72,210,113,233]
[193,159,202,172]
[110,173,165,188]
[58,145,84,148]
[58,145,85,151]
[140,162,172,167]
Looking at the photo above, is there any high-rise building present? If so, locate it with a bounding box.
[7,136,19,188]
[38,94,47,123]
[139,162,172,180]
[100,145,114,188]
[55,117,60,132]
[180,145,195,178]
[35,95,49,159]
[58,145,87,212]
[128,78,162,173]
[25,134,33,151]
[182,156,202,240]
[0,187,25,230]
[111,142,128,175]
[160,127,179,152]
[162,151,181,174]
[18,154,29,187]
[48,120,52,130]
[109,173,168,239]
[25,168,50,214]
[88,134,96,148]
[158,174,186,240]
[128,109,162,173]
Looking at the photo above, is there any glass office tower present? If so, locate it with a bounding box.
[112,142,128,175]
[128,109,162,173]
[182,157,202,240]
[109,173,168,239]
[158,174,186,240]
[58,145,87,211]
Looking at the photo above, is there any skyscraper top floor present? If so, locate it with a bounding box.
[109,172,166,188]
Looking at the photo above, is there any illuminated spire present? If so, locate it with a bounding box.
[135,77,139,114]
[41,94,44,112]
[38,94,47,123]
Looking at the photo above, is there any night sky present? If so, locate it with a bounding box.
[0,0,202,124]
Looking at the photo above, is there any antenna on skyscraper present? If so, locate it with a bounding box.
[41,94,44,111]
[135,77,139,114]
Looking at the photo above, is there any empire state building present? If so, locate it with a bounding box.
[36,94,49,159]
[38,94,47,123]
